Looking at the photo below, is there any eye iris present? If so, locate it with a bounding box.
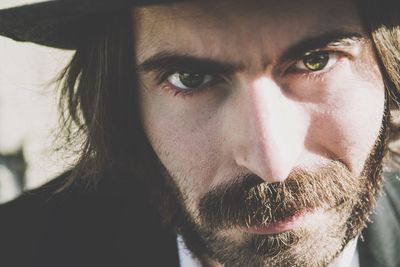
[303,52,329,71]
[178,72,205,88]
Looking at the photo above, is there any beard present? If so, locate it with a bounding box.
[157,113,388,267]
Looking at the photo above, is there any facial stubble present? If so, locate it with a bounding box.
[157,111,388,267]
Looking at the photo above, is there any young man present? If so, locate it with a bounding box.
[0,0,399,266]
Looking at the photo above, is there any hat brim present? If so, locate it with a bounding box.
[0,0,177,49]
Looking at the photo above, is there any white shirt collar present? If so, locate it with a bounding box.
[328,238,359,267]
[177,235,202,267]
[177,236,359,267]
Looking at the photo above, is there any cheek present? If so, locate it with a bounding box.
[138,88,223,200]
[311,71,385,174]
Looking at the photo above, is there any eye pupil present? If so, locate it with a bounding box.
[179,72,204,88]
[303,52,329,71]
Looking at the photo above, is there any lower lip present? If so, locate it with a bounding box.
[243,212,307,235]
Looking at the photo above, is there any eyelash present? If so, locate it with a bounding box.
[157,50,348,97]
[157,70,226,97]
[284,50,346,79]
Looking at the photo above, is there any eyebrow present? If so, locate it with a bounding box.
[136,30,365,74]
[137,52,243,74]
[278,30,365,63]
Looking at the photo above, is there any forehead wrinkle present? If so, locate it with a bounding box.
[133,7,222,60]
[134,16,255,69]
[134,0,238,29]
[133,0,363,72]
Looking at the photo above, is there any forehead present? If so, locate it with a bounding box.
[133,0,363,65]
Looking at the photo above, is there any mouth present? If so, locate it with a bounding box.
[242,210,308,235]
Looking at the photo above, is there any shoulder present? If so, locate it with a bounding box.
[0,172,125,267]
[0,171,179,267]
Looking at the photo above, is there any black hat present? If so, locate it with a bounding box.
[0,0,177,49]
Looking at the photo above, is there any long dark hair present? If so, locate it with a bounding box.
[359,0,400,170]
[57,1,400,190]
[58,10,157,190]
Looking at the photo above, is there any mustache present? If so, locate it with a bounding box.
[198,161,364,230]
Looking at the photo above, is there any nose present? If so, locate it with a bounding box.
[231,76,309,183]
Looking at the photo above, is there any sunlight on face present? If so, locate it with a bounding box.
[133,0,386,266]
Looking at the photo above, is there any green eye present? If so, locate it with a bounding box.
[179,72,205,88]
[168,72,213,90]
[302,51,330,71]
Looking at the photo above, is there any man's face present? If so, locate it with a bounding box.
[133,0,386,266]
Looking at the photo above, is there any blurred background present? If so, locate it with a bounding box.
[0,0,75,203]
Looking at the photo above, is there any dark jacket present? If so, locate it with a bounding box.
[0,171,399,267]
[0,172,179,267]
[358,172,400,267]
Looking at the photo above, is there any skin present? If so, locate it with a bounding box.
[132,0,385,265]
